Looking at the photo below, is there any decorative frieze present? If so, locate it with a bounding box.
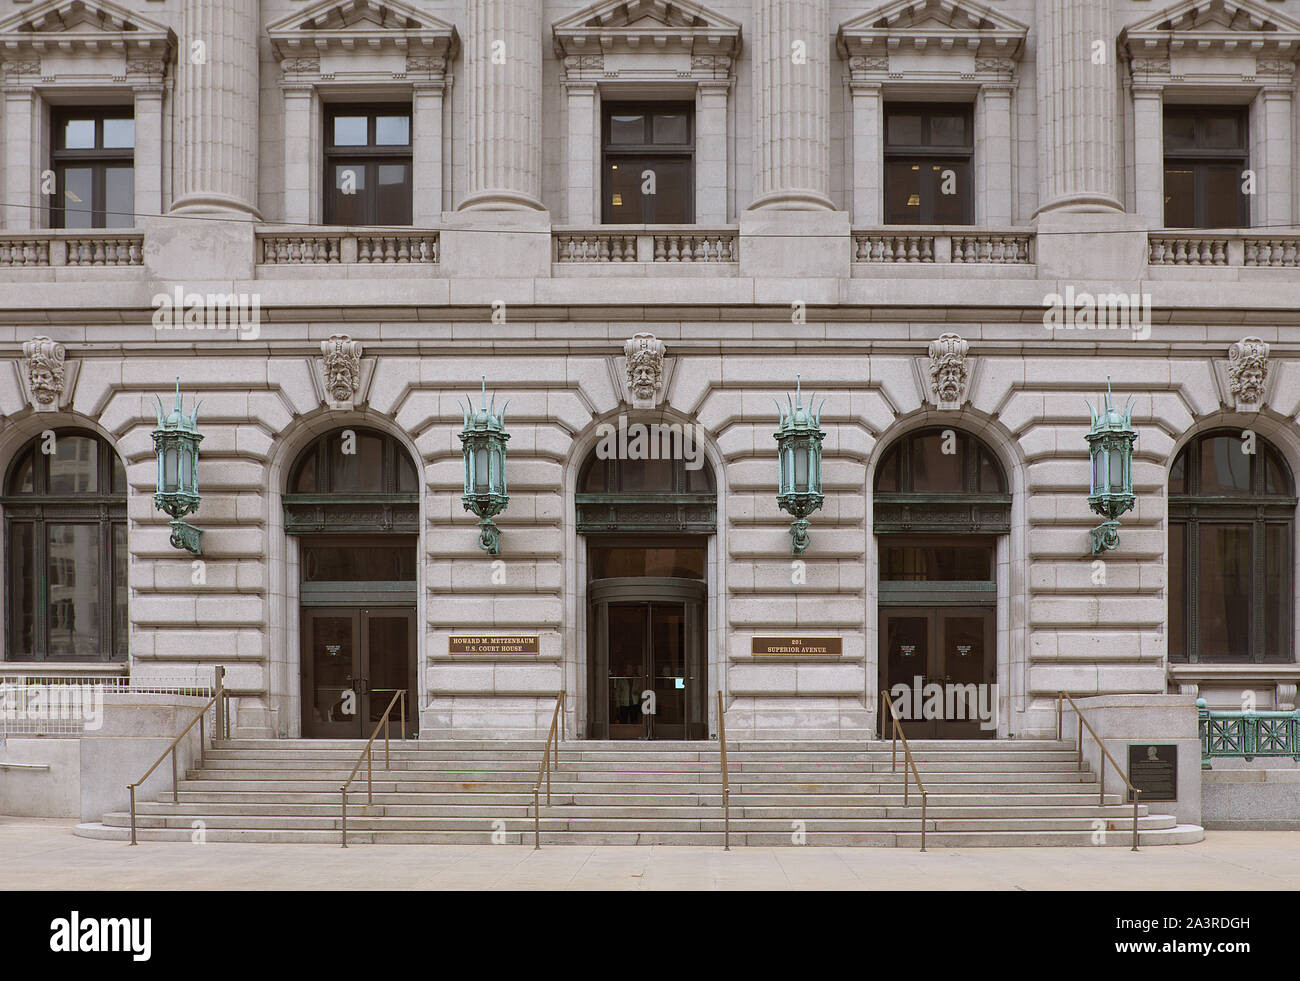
[21,336,77,413]
[926,333,971,411]
[623,333,666,410]
[1226,336,1270,411]
[320,335,364,410]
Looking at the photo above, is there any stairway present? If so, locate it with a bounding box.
[74,738,1204,846]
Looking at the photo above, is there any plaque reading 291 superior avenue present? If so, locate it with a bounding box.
[751,637,843,656]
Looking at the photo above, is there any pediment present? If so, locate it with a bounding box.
[0,0,172,57]
[1121,0,1300,57]
[553,0,741,58]
[268,0,458,61]
[838,0,1028,60]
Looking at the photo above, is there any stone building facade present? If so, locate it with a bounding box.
[0,0,1297,747]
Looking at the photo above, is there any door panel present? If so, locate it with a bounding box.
[650,603,686,738]
[302,609,361,738]
[879,607,995,739]
[363,609,415,732]
[608,603,648,739]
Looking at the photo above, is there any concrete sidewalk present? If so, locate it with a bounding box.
[2,818,1297,890]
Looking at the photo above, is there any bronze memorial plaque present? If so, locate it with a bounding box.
[1127,744,1178,802]
[751,637,842,656]
[449,635,540,654]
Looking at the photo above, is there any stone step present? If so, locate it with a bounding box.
[98,811,1179,833]
[162,790,1134,807]
[190,757,1087,774]
[130,800,1154,820]
[73,823,1206,847]
[201,747,1082,764]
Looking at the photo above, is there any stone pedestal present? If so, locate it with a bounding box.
[439,209,552,279]
[739,209,850,279]
[1033,210,1148,282]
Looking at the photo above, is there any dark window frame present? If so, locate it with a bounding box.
[1168,430,1296,664]
[322,104,414,226]
[50,107,135,229]
[601,101,695,224]
[2,430,128,661]
[578,449,715,495]
[873,427,1006,495]
[287,427,418,496]
[1162,105,1250,229]
[883,103,974,226]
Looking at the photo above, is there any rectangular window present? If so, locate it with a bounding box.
[324,106,413,226]
[1197,523,1252,660]
[602,103,694,224]
[51,108,135,229]
[46,523,101,658]
[1163,106,1249,229]
[884,104,973,225]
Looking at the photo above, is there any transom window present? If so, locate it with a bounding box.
[289,428,418,495]
[324,105,413,226]
[872,428,1009,536]
[1163,106,1249,229]
[51,108,135,229]
[874,428,1005,495]
[580,452,714,495]
[602,103,694,224]
[884,104,973,225]
[1169,431,1295,663]
[3,431,128,661]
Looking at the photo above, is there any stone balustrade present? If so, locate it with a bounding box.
[852,228,1034,264]
[258,229,440,264]
[0,233,144,267]
[1148,232,1300,268]
[553,227,739,263]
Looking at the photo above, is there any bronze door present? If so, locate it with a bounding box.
[879,607,995,739]
[302,606,416,738]
[589,578,706,739]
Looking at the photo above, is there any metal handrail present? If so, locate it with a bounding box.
[127,666,228,846]
[1056,692,1141,851]
[879,690,928,852]
[532,691,565,849]
[0,762,50,770]
[717,690,730,851]
[339,689,407,848]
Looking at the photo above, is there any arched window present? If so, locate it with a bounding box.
[576,435,716,535]
[1169,431,1296,663]
[284,427,420,534]
[873,427,1010,534]
[3,430,128,661]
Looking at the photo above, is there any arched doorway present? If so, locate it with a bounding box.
[873,427,1010,738]
[577,438,715,739]
[284,427,419,738]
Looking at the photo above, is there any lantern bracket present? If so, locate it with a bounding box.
[169,520,203,556]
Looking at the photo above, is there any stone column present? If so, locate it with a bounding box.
[1132,85,1164,228]
[564,80,597,224]
[412,81,447,225]
[459,0,543,211]
[750,0,833,210]
[695,81,730,224]
[1255,86,1294,227]
[976,85,1015,226]
[133,85,165,221]
[170,0,260,216]
[847,79,881,225]
[280,84,315,225]
[1034,0,1122,214]
[3,87,38,229]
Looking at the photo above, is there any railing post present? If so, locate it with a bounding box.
[533,787,541,850]
[341,788,347,848]
[128,785,137,846]
[199,712,205,768]
[400,691,406,742]
[367,746,373,805]
[1077,717,1083,771]
[1056,693,1062,741]
[171,747,178,804]
[214,666,225,743]
[920,792,927,853]
[385,717,390,769]
[1132,788,1140,852]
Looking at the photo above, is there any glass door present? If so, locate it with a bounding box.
[303,608,362,738]
[362,609,416,733]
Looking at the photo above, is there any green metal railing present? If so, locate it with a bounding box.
[1198,698,1300,769]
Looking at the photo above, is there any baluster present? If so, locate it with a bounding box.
[1211,240,1226,266]
[919,238,934,263]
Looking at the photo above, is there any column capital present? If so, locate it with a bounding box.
[561,80,598,96]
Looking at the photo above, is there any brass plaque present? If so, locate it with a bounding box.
[751,637,842,656]
[1128,744,1178,802]
[449,635,540,654]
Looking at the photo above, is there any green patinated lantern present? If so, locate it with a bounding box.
[774,374,826,555]
[459,376,510,555]
[152,378,204,555]
[1085,377,1136,555]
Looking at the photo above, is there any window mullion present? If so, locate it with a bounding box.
[1187,511,1200,664]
